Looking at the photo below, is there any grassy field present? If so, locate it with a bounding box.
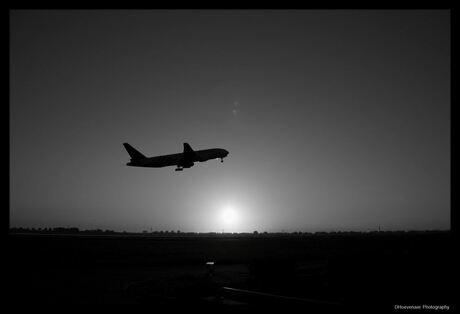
[8,232,453,309]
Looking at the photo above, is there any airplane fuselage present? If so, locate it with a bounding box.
[126,148,228,169]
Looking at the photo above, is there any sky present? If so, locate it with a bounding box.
[10,10,450,232]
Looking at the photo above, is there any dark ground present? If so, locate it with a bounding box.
[7,232,453,310]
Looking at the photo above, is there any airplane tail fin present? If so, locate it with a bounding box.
[123,143,146,161]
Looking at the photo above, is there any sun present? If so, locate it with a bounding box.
[220,205,239,230]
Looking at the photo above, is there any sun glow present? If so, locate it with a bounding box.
[219,205,239,231]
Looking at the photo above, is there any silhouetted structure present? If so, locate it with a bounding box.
[123,142,229,171]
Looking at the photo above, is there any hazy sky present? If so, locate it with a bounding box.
[10,10,450,232]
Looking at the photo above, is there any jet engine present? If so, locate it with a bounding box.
[181,161,194,168]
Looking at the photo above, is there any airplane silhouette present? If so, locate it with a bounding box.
[123,143,229,171]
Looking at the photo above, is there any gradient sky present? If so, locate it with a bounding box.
[10,10,450,232]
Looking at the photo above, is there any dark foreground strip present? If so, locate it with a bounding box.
[220,287,344,307]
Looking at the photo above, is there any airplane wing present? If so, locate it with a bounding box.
[183,143,198,160]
